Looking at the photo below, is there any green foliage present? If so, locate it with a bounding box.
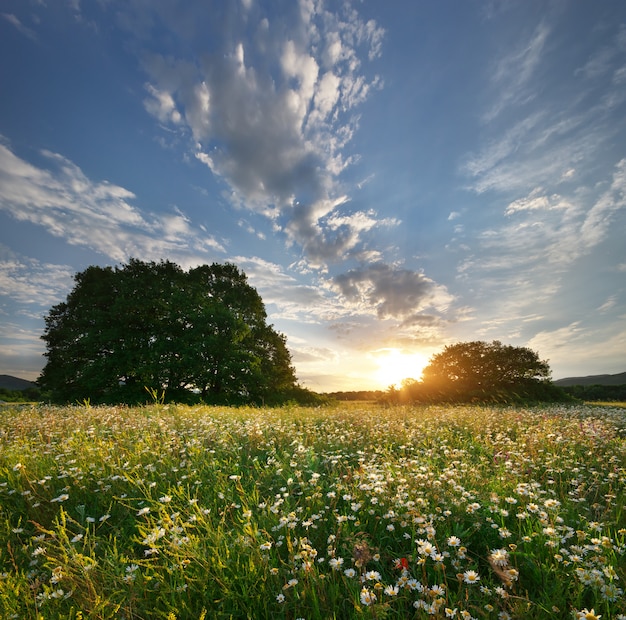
[0,403,624,619]
[38,259,299,405]
[563,383,626,402]
[388,341,569,404]
[0,387,40,403]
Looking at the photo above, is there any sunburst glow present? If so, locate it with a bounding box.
[373,349,429,389]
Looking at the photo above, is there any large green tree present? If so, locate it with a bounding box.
[397,340,564,403]
[39,259,299,404]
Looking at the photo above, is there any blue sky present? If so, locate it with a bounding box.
[1,0,625,392]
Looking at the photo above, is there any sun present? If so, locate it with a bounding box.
[372,349,430,389]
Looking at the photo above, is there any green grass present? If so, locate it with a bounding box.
[0,402,624,619]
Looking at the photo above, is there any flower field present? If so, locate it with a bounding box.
[1,403,625,619]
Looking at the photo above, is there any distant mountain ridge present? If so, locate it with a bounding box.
[554,372,626,387]
[0,375,38,391]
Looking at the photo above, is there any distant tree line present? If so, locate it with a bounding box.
[384,341,570,405]
[0,387,41,403]
[560,383,626,402]
[327,390,385,402]
[39,259,321,406]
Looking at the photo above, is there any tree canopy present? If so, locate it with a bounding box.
[39,259,302,404]
[389,341,566,403]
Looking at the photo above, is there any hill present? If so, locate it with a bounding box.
[554,371,626,387]
[0,375,38,391]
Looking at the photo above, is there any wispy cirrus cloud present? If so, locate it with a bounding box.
[0,247,74,308]
[484,21,550,122]
[465,19,626,197]
[2,13,37,41]
[0,139,226,264]
[527,319,626,378]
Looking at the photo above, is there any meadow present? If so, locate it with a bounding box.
[0,403,624,620]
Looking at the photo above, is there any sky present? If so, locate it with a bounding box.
[1,0,625,392]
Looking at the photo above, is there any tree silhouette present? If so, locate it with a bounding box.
[391,341,565,403]
[39,259,299,404]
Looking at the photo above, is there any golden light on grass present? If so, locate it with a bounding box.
[372,348,429,389]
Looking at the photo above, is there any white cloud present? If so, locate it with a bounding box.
[129,0,385,269]
[2,13,37,40]
[0,139,226,264]
[143,84,183,126]
[580,158,626,248]
[484,21,550,121]
[597,295,617,313]
[464,18,626,198]
[0,249,74,307]
[527,320,626,378]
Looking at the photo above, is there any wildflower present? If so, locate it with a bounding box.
[417,539,436,556]
[159,495,172,503]
[344,568,356,578]
[259,542,272,551]
[276,593,285,603]
[462,570,480,584]
[137,507,150,516]
[328,557,344,570]
[406,578,424,592]
[431,552,445,565]
[142,527,166,546]
[384,584,399,596]
[489,548,509,567]
[364,570,381,581]
[71,534,83,543]
[447,536,461,547]
[576,609,601,620]
[505,568,519,582]
[601,582,623,601]
[51,493,69,503]
[13,463,24,471]
[445,609,458,618]
[360,587,376,605]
